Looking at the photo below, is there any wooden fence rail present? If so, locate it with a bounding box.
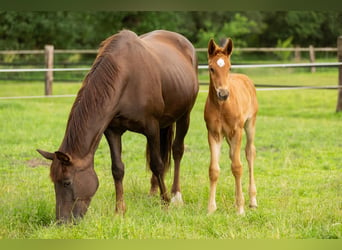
[336,36,342,112]
[1,43,341,112]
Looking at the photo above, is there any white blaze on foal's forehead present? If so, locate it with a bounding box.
[216,58,225,67]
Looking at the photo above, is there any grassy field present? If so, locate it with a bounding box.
[0,68,341,239]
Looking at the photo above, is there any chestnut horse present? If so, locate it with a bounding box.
[37,30,199,222]
[204,38,258,215]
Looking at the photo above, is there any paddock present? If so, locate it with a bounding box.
[0,52,341,238]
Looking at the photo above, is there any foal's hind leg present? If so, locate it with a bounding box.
[171,113,190,205]
[244,117,257,208]
[104,129,126,215]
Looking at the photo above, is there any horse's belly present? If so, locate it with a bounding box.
[160,92,196,127]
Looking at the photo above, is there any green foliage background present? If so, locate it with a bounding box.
[1,11,342,50]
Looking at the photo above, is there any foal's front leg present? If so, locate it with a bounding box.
[228,129,245,215]
[207,131,222,214]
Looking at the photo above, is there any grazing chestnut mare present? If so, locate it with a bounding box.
[204,38,258,215]
[37,30,199,223]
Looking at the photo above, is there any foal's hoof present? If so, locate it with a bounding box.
[207,204,217,215]
[236,207,245,216]
[249,198,258,209]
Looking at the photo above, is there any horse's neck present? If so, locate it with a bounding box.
[60,117,104,159]
[60,94,114,158]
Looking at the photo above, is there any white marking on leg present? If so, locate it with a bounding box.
[237,206,245,215]
[171,192,184,206]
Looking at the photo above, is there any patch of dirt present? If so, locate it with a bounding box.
[26,158,50,168]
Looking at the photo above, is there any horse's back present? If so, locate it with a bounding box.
[102,30,198,129]
[140,30,196,63]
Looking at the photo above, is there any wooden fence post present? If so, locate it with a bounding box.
[336,36,342,112]
[309,45,316,73]
[44,45,54,96]
[294,45,301,62]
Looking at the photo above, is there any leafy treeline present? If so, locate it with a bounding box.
[1,11,342,50]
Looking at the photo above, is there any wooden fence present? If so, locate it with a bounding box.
[337,36,342,112]
[1,40,342,111]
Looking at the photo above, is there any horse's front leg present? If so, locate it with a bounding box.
[171,113,191,205]
[228,128,245,215]
[145,121,170,205]
[104,129,126,215]
[207,131,222,214]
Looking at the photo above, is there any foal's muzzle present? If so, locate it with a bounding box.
[217,88,229,101]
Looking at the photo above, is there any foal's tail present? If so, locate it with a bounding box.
[146,124,175,173]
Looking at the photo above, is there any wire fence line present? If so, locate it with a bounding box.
[0,61,341,100]
[0,68,90,73]
[1,62,341,73]
[1,86,342,101]
[0,47,337,54]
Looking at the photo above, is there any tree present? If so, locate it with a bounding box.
[0,11,342,50]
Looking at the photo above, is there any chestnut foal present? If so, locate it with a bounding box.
[204,38,258,215]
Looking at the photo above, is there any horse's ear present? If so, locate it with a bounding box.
[37,149,55,161]
[208,38,218,57]
[223,38,233,56]
[55,151,72,165]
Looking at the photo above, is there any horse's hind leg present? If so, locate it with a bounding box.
[145,121,170,204]
[244,116,257,208]
[171,113,190,205]
[149,126,173,196]
[104,129,126,215]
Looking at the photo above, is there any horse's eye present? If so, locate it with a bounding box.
[210,67,214,73]
[63,180,71,188]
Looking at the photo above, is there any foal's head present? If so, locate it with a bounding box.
[37,149,99,223]
[207,38,233,101]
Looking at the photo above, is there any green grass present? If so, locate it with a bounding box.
[0,69,341,239]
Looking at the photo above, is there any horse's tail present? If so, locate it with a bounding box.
[146,124,175,173]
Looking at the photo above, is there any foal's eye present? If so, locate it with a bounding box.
[210,67,214,73]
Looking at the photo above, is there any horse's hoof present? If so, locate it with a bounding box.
[171,192,184,206]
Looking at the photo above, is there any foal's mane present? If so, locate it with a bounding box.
[63,30,137,155]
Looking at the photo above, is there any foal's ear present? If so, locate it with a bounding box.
[208,38,218,56]
[37,149,55,161]
[55,151,72,165]
[223,38,233,56]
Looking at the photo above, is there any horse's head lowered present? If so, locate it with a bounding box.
[207,38,233,101]
[37,149,99,223]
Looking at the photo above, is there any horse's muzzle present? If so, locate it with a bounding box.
[217,88,229,101]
